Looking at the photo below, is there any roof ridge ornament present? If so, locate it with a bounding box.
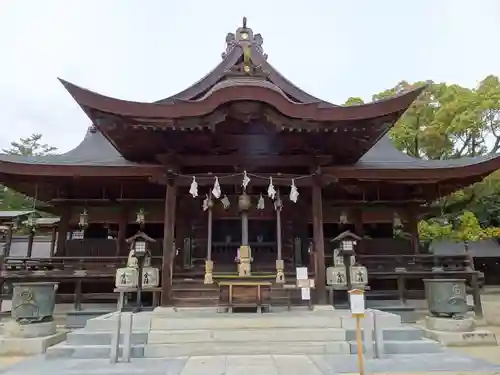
[223,17,269,78]
[222,17,267,60]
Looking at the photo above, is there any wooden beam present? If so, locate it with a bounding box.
[167,174,339,187]
[321,200,427,206]
[51,198,112,203]
[157,154,333,168]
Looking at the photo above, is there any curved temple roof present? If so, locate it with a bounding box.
[0,127,498,181]
[0,127,160,177]
[57,19,425,124]
[0,18,500,183]
[59,78,425,123]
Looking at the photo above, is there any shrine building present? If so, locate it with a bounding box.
[0,19,498,309]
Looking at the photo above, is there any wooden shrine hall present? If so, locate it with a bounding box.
[1,19,499,310]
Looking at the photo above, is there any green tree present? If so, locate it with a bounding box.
[344,97,365,106]
[2,133,57,156]
[419,211,500,248]
[373,80,442,158]
[0,133,57,211]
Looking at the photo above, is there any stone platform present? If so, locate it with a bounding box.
[46,306,442,359]
[0,321,67,355]
[420,316,498,347]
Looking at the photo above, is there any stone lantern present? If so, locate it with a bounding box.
[327,230,367,290]
[115,232,159,290]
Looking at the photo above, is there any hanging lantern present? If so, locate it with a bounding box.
[221,195,231,210]
[136,208,145,225]
[238,192,252,211]
[79,209,89,228]
[26,213,36,229]
[339,210,348,224]
[274,196,283,211]
[393,212,402,228]
[12,217,19,231]
[257,194,265,210]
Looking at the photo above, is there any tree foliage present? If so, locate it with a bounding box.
[345,75,500,242]
[0,134,57,211]
[2,133,57,156]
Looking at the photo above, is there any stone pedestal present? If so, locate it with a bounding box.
[275,259,285,284]
[4,320,56,338]
[425,316,475,332]
[0,320,66,355]
[313,304,335,312]
[204,260,214,284]
[421,316,498,346]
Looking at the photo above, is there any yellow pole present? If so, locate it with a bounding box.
[355,314,365,375]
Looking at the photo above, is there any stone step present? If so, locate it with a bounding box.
[66,331,149,346]
[45,344,145,359]
[348,339,442,354]
[148,327,347,344]
[83,312,151,332]
[149,311,402,330]
[144,341,351,357]
[150,314,343,330]
[345,326,423,341]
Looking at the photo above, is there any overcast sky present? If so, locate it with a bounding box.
[1,0,499,153]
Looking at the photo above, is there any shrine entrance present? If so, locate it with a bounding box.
[211,218,277,272]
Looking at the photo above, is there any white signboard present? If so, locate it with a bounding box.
[349,292,365,315]
[296,267,308,280]
[301,287,311,300]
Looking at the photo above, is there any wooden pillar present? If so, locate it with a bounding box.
[312,182,326,304]
[116,207,128,256]
[4,224,13,257]
[204,197,214,284]
[161,181,177,306]
[275,195,285,283]
[56,206,71,256]
[26,229,35,258]
[353,208,365,254]
[407,207,419,254]
[49,226,57,257]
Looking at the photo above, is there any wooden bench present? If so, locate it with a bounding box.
[218,281,272,313]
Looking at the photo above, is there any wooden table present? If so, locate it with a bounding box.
[114,287,162,310]
[218,281,272,313]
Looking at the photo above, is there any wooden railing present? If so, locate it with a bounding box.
[357,254,470,272]
[2,256,163,272]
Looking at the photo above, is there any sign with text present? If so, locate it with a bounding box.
[301,287,311,300]
[348,289,365,316]
[296,267,308,280]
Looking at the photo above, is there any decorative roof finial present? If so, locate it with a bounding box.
[221,18,267,61]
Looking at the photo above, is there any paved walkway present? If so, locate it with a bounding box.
[0,351,499,375]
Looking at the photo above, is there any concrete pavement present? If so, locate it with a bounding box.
[0,351,499,375]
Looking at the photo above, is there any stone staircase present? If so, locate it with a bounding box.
[46,308,442,359]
